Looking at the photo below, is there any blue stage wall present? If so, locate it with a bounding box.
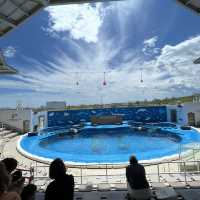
[47,106,167,127]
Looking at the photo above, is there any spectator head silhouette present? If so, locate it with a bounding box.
[21,184,37,200]
[49,158,66,180]
[0,161,10,192]
[129,155,138,165]
[2,158,18,173]
[12,170,22,182]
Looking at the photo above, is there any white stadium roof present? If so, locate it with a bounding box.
[177,0,200,13]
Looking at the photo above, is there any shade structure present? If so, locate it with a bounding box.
[0,51,17,74]
[177,0,200,13]
[0,0,118,37]
[0,1,199,37]
[0,0,43,37]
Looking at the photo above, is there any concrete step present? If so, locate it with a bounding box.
[155,187,178,200]
[0,128,5,131]
[4,132,18,138]
[0,130,12,136]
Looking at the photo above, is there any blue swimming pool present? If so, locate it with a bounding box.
[19,123,200,164]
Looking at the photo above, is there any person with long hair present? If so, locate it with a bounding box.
[45,158,74,200]
[2,158,25,195]
[0,161,21,200]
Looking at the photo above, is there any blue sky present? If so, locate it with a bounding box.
[1,0,200,107]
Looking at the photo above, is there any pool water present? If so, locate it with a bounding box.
[19,125,200,163]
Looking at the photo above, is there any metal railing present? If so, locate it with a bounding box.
[31,160,200,188]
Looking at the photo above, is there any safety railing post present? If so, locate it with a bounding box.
[36,161,37,178]
[157,164,160,182]
[163,163,166,173]
[197,160,200,173]
[183,161,187,185]
[30,164,34,184]
[168,162,170,173]
[193,149,195,161]
[106,164,108,183]
[33,167,34,183]
[80,167,83,185]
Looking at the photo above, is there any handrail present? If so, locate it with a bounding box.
[31,160,200,186]
[33,160,200,170]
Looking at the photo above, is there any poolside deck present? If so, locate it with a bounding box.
[2,128,200,200]
[34,188,200,200]
[2,135,200,185]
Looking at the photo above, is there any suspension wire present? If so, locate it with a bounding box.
[75,72,79,86]
[103,72,107,86]
[140,68,143,83]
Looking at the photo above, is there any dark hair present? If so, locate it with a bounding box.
[2,158,18,173]
[12,170,22,182]
[129,155,138,164]
[21,184,37,200]
[49,158,66,180]
[0,162,10,192]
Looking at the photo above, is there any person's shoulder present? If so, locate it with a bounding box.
[1,191,20,200]
[66,174,74,181]
[138,163,145,168]
[126,165,131,169]
[137,163,145,170]
[46,180,56,190]
[66,174,73,178]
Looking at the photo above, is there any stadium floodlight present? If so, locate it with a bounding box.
[194,56,200,64]
[0,51,18,74]
[177,0,200,14]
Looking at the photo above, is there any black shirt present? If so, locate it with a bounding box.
[126,163,149,190]
[45,174,74,200]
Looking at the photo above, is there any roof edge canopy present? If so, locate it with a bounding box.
[0,0,118,37]
[177,0,200,13]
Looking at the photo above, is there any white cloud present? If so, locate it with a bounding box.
[1,34,200,106]
[3,46,17,58]
[44,0,145,43]
[0,0,200,104]
[45,3,105,43]
[143,36,160,56]
[1,1,200,106]
[144,36,158,47]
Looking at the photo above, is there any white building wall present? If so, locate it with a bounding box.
[0,109,33,132]
[166,103,200,126]
[1,104,196,132]
[181,103,200,126]
[32,111,48,131]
